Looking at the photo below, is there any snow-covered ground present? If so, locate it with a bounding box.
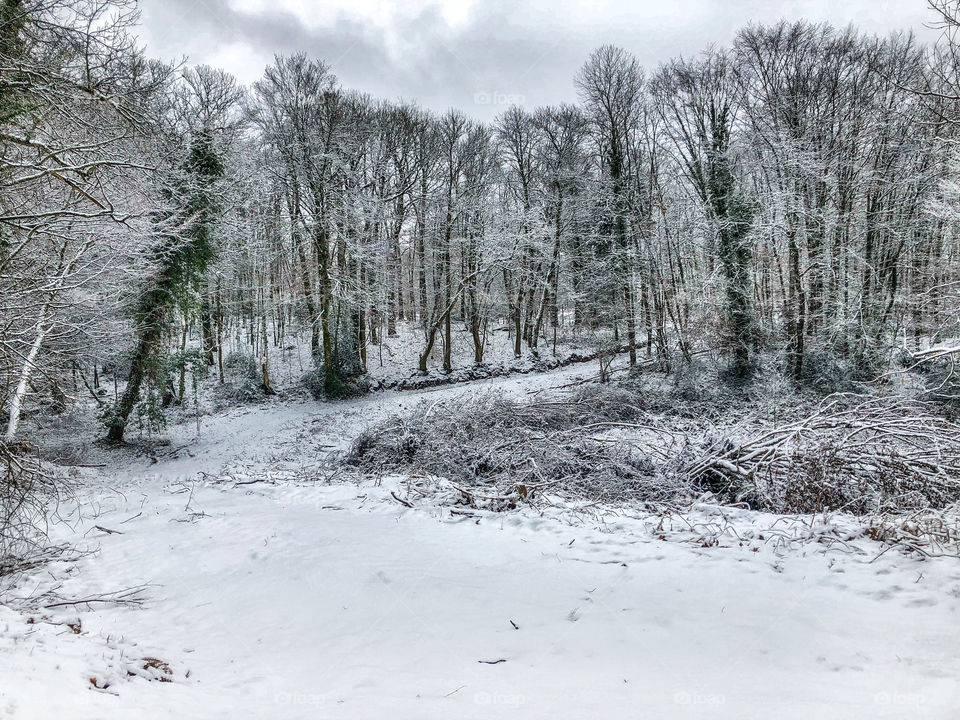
[214,319,615,395]
[2,363,959,719]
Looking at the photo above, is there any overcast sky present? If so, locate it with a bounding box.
[137,0,939,120]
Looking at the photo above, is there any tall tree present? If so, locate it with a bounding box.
[576,45,644,366]
[107,66,239,441]
[655,49,755,378]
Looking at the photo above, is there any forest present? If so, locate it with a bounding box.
[2,0,960,717]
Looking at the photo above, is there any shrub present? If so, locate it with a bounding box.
[797,350,867,395]
[223,351,260,380]
[302,366,372,400]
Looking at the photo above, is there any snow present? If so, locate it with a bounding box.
[2,363,960,719]
[219,320,615,392]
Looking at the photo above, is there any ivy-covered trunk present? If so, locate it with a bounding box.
[106,130,224,441]
[106,301,166,441]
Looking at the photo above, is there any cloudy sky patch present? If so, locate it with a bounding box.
[137,0,938,119]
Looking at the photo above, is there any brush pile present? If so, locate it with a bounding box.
[346,386,691,507]
[678,394,960,513]
[346,386,960,516]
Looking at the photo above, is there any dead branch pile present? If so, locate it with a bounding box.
[677,394,960,513]
[345,387,690,506]
[345,383,960,517]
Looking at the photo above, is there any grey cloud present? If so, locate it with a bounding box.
[139,0,936,121]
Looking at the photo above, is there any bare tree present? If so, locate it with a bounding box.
[576,45,645,366]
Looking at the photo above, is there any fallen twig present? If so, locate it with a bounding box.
[390,491,413,508]
[92,525,122,535]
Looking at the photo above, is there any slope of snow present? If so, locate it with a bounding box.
[2,364,959,719]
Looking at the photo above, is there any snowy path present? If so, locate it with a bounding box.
[2,364,959,719]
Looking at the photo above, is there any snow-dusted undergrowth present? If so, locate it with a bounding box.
[2,362,959,719]
[347,381,960,518]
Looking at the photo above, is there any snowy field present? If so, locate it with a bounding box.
[2,363,959,719]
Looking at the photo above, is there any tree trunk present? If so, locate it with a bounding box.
[5,311,48,442]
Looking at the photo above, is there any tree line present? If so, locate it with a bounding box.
[1,0,959,442]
